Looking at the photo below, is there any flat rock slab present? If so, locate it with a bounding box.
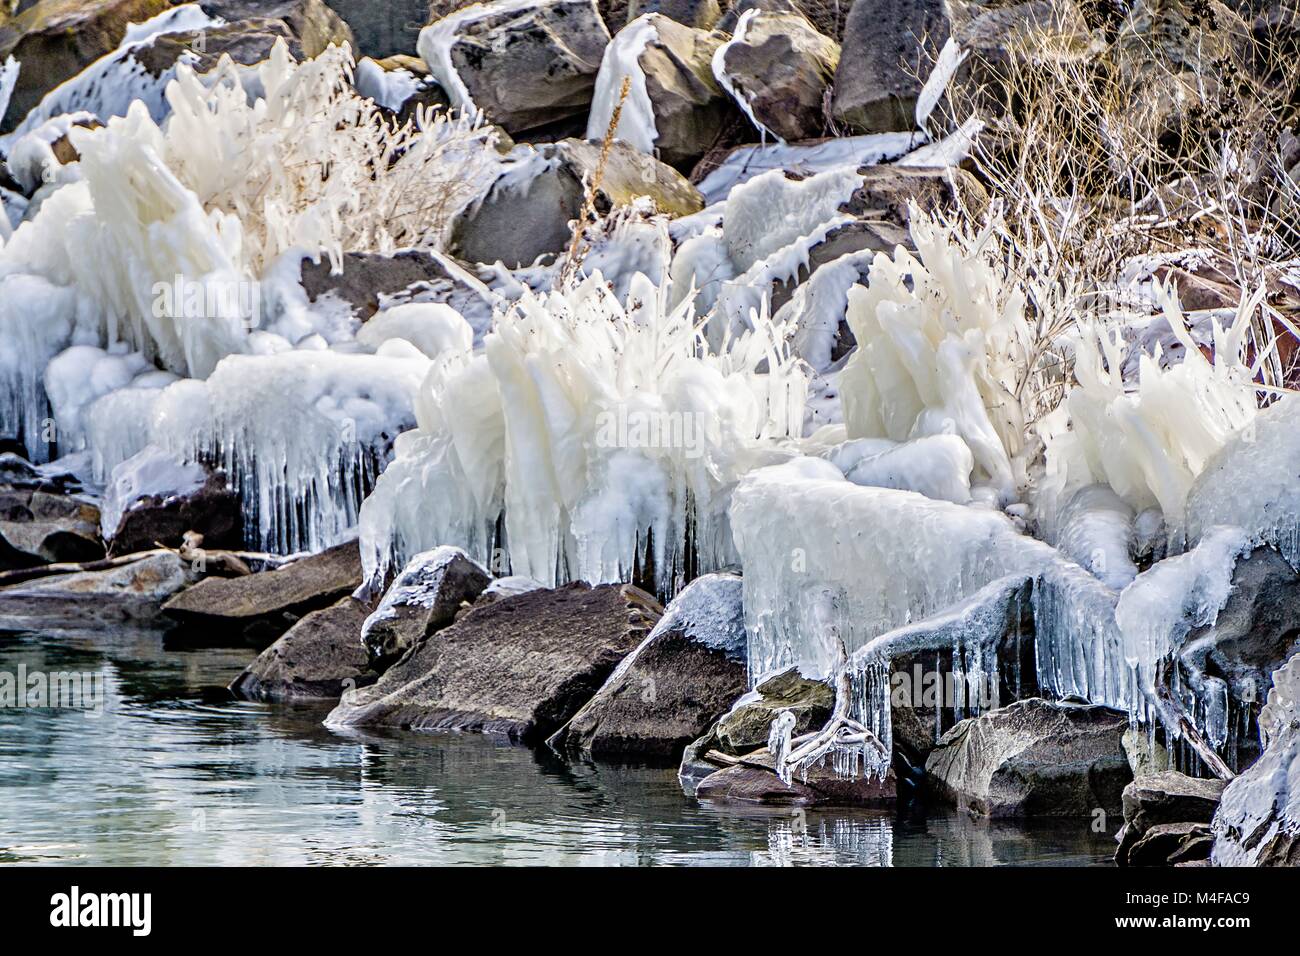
[230,597,378,702]
[695,749,896,807]
[0,552,194,630]
[924,698,1132,817]
[162,541,362,646]
[326,582,662,744]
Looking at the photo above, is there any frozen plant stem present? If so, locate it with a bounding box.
[561,75,631,285]
[769,641,890,785]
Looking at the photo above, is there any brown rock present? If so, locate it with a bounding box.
[230,597,379,701]
[161,540,363,645]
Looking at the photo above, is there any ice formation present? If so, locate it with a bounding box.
[0,55,17,128]
[730,457,1054,683]
[823,434,974,504]
[1212,652,1300,865]
[839,209,1037,502]
[353,57,422,112]
[1040,286,1259,535]
[711,10,778,143]
[359,272,809,593]
[1116,526,1251,724]
[914,38,969,132]
[585,14,660,153]
[149,347,431,553]
[695,134,919,204]
[1186,395,1300,568]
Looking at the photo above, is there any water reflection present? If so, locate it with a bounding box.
[0,628,1114,866]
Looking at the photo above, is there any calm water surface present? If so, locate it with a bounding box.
[0,626,1115,866]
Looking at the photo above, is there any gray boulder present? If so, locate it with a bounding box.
[360,546,492,668]
[715,11,839,142]
[161,540,363,645]
[326,582,663,743]
[314,0,432,57]
[0,551,196,630]
[0,492,103,569]
[229,597,379,702]
[924,698,1132,816]
[1116,771,1226,866]
[626,0,722,28]
[450,137,703,267]
[831,0,950,132]
[418,0,611,135]
[549,573,747,758]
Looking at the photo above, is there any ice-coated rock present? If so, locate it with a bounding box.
[549,573,747,758]
[587,14,737,169]
[326,582,662,743]
[100,447,243,557]
[360,546,492,668]
[1212,652,1300,866]
[0,0,173,134]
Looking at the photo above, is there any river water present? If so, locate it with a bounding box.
[0,625,1115,866]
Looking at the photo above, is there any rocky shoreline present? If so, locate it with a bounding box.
[2,0,1299,869]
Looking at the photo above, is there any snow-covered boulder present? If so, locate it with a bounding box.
[230,597,379,702]
[924,698,1132,817]
[549,572,748,758]
[360,546,492,668]
[1212,652,1300,866]
[326,582,663,744]
[419,0,611,135]
[100,446,242,557]
[831,0,950,132]
[450,138,703,268]
[587,14,738,169]
[712,10,840,143]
